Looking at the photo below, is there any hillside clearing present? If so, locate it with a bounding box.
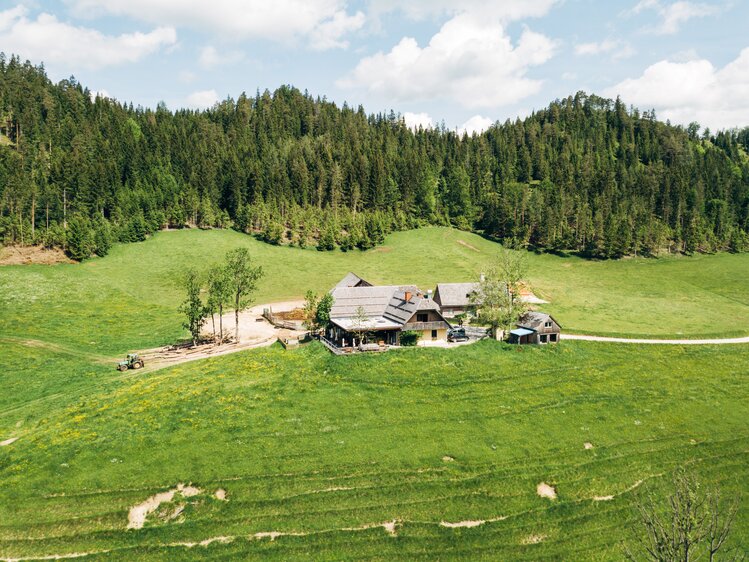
[1,228,748,350]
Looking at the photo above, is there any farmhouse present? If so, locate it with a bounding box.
[326,273,451,348]
[509,312,561,344]
[432,282,481,318]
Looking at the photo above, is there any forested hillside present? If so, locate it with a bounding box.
[1,53,748,259]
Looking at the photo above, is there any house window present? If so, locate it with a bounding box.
[545,321,552,328]
[417,313,428,322]
[550,333,557,342]
[431,329,438,339]
[540,334,548,344]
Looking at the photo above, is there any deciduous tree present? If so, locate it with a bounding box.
[225,248,263,343]
[179,269,207,346]
[472,247,529,339]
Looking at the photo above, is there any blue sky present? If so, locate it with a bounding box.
[2,0,748,132]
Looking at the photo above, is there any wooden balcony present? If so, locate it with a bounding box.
[402,321,450,331]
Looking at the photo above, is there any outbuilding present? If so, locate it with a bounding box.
[509,312,561,344]
[432,282,480,318]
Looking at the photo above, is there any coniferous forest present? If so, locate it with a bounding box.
[1,54,748,260]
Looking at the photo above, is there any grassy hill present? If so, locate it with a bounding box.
[2,227,748,352]
[1,342,748,560]
[1,227,748,559]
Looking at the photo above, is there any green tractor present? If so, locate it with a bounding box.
[117,353,144,371]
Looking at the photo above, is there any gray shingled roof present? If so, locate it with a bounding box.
[334,272,372,289]
[330,284,445,331]
[416,297,441,311]
[517,311,560,330]
[434,282,481,307]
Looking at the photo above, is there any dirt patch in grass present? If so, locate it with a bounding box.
[584,442,594,450]
[0,245,73,265]
[440,515,506,529]
[372,246,393,253]
[536,482,557,500]
[440,519,485,528]
[0,437,18,447]
[522,534,547,545]
[127,483,202,530]
[442,455,455,462]
[457,240,480,252]
[214,488,227,501]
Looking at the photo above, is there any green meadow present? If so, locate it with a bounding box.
[1,227,748,560]
[2,227,748,351]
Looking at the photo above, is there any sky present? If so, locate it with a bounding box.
[1,0,748,133]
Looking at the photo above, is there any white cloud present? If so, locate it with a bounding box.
[66,0,363,50]
[605,48,749,130]
[186,89,219,109]
[338,11,556,109]
[575,39,635,59]
[89,89,111,101]
[368,0,558,23]
[402,112,433,130]
[198,45,244,69]
[0,5,176,70]
[631,1,719,35]
[459,115,494,135]
[308,10,365,50]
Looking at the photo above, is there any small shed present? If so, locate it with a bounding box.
[509,312,561,344]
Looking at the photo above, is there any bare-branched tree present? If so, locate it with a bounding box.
[624,470,743,562]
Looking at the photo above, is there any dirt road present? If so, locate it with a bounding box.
[561,334,749,345]
[136,300,307,372]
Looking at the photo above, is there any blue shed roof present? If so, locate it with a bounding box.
[510,328,534,337]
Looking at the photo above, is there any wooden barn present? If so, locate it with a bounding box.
[509,312,561,344]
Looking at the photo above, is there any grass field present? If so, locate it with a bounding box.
[1,342,748,560]
[1,227,749,351]
[1,227,748,560]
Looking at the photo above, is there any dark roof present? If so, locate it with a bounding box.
[329,283,446,331]
[517,311,561,331]
[334,272,372,289]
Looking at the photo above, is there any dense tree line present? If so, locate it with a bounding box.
[1,53,748,259]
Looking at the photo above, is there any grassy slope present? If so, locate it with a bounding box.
[1,227,748,559]
[0,342,747,560]
[1,227,748,351]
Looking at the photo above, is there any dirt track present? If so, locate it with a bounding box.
[135,300,307,372]
[561,334,749,345]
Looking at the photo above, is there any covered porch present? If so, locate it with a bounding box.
[325,323,400,349]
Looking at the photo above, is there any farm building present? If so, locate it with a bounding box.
[432,282,481,318]
[334,272,372,289]
[509,312,561,344]
[325,274,451,348]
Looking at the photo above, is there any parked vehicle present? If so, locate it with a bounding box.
[448,328,469,342]
[117,353,144,371]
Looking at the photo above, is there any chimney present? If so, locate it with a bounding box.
[427,289,433,299]
[404,291,412,302]
[480,272,485,283]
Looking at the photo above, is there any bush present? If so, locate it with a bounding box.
[399,331,420,346]
[262,222,284,245]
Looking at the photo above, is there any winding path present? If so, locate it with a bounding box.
[561,334,749,345]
